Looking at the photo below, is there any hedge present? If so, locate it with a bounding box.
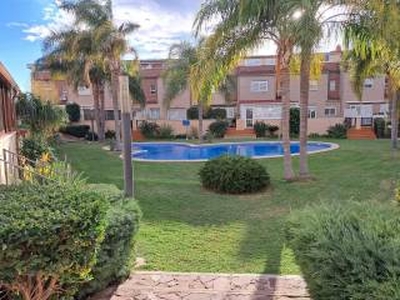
[77,184,141,299]
[286,202,400,300]
[0,181,109,300]
[60,125,90,138]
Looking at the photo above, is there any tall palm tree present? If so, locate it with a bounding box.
[194,0,297,180]
[60,0,139,149]
[344,0,400,149]
[43,29,108,141]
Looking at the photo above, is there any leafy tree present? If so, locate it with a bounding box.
[65,102,81,122]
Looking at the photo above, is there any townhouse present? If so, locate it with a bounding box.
[29,46,387,135]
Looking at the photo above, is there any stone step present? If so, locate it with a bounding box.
[101,272,310,300]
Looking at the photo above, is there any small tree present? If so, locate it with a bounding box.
[65,102,81,122]
[290,107,300,137]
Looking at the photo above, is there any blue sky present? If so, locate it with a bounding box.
[0,0,204,91]
[0,0,340,92]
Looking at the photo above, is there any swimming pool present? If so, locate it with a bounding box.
[131,141,338,162]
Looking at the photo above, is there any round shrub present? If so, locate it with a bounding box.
[208,121,229,138]
[286,202,400,300]
[209,108,227,120]
[199,155,270,194]
[105,129,116,140]
[65,102,81,122]
[326,123,347,139]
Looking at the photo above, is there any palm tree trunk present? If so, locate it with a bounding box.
[198,103,204,142]
[299,53,311,178]
[281,66,294,180]
[98,83,106,141]
[111,69,122,150]
[92,82,101,139]
[390,89,398,149]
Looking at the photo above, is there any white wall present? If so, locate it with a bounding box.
[0,132,18,184]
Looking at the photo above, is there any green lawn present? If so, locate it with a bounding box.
[59,140,400,274]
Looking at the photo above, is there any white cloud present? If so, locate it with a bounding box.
[21,0,201,59]
[7,22,29,28]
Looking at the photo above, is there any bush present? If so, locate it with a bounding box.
[290,107,300,137]
[60,125,90,138]
[208,121,229,138]
[65,103,81,122]
[326,123,347,139]
[20,137,54,163]
[254,121,268,138]
[374,118,389,139]
[77,184,141,299]
[286,202,400,300]
[187,106,199,120]
[199,155,270,194]
[139,121,160,139]
[105,130,116,140]
[85,131,99,141]
[159,124,175,139]
[0,181,109,300]
[209,108,227,120]
[267,125,279,137]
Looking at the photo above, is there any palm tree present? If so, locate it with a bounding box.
[43,28,108,141]
[60,0,139,149]
[344,0,400,149]
[194,0,297,180]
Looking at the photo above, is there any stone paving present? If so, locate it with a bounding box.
[100,272,310,300]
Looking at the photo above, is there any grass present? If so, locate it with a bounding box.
[58,139,400,274]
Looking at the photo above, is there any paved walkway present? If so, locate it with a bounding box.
[93,272,310,300]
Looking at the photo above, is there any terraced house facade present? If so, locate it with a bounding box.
[0,62,19,184]
[29,46,388,135]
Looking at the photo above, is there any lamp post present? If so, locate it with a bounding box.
[119,75,133,197]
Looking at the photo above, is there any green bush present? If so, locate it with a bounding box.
[187,106,199,120]
[199,155,270,194]
[374,118,388,138]
[254,121,268,138]
[209,108,227,120]
[139,121,160,139]
[65,103,81,122]
[105,130,116,140]
[208,121,229,138]
[77,184,141,299]
[159,124,175,139]
[60,125,90,138]
[290,107,300,136]
[327,123,347,139]
[286,202,400,300]
[0,181,109,299]
[20,137,54,163]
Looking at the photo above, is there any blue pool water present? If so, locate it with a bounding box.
[131,142,337,161]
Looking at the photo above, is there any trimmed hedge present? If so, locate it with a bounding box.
[77,184,141,299]
[199,155,270,194]
[60,125,90,138]
[208,121,229,138]
[0,181,109,299]
[286,202,400,300]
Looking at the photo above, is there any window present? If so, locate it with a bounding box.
[150,84,157,95]
[364,78,374,88]
[310,80,318,91]
[245,58,261,66]
[329,80,336,91]
[148,108,160,120]
[250,80,268,92]
[265,58,276,65]
[308,107,317,119]
[168,108,186,120]
[324,107,336,117]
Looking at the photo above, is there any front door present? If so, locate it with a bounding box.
[246,108,254,128]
